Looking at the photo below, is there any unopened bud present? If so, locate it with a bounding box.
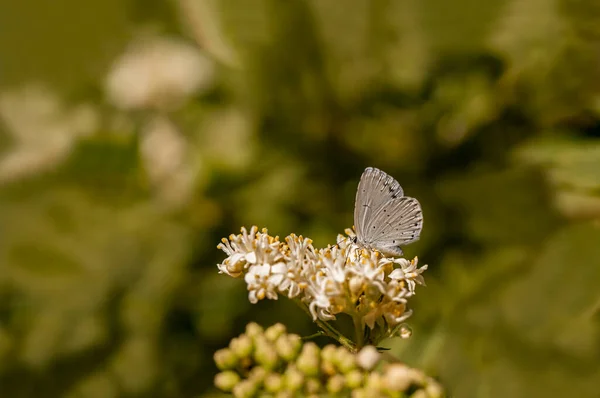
[320,345,337,376]
[254,336,279,370]
[265,323,287,341]
[214,371,240,392]
[384,363,412,391]
[214,348,238,370]
[232,379,258,398]
[335,347,357,373]
[248,366,267,384]
[245,322,264,338]
[230,335,254,358]
[326,374,345,394]
[356,345,380,370]
[275,334,302,361]
[425,381,444,398]
[296,342,320,377]
[351,388,369,398]
[345,369,364,389]
[364,372,385,391]
[305,377,322,395]
[264,373,283,393]
[284,365,304,391]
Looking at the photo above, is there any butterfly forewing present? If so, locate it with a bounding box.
[354,167,404,240]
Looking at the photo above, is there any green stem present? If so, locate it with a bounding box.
[353,315,365,350]
[293,299,356,352]
[301,331,325,341]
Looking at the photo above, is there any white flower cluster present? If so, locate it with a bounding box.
[217,227,428,335]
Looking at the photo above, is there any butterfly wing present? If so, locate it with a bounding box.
[367,196,423,255]
[354,167,404,242]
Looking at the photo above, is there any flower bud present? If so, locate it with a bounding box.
[364,372,385,391]
[275,334,302,361]
[351,388,369,398]
[264,373,283,393]
[411,390,428,398]
[230,334,254,358]
[425,382,444,398]
[335,347,357,374]
[214,371,240,392]
[320,345,337,376]
[232,379,258,398]
[214,348,238,370]
[305,377,322,395]
[265,323,287,341]
[356,345,380,370]
[326,374,345,394]
[399,325,413,339]
[384,363,412,391]
[284,365,304,391]
[245,322,264,338]
[254,336,279,370]
[296,342,320,377]
[345,369,364,389]
[248,366,267,384]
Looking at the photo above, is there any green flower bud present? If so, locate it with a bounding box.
[275,334,302,362]
[248,366,267,385]
[245,322,264,338]
[335,347,357,374]
[230,335,254,358]
[264,373,284,393]
[410,390,428,398]
[345,369,364,389]
[326,374,345,394]
[296,342,320,377]
[254,336,279,370]
[214,348,238,370]
[384,363,412,391]
[365,372,385,391]
[305,377,323,395]
[284,365,304,391]
[351,388,369,398]
[232,379,258,398]
[356,345,380,371]
[424,381,444,398]
[214,371,240,392]
[265,323,287,341]
[320,345,337,376]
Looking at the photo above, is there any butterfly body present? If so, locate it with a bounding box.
[353,167,423,257]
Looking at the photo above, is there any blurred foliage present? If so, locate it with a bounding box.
[1,0,600,397]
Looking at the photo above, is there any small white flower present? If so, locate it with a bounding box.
[244,262,287,304]
[388,257,428,294]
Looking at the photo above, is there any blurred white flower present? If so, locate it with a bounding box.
[105,36,214,111]
[0,84,98,183]
[140,115,196,207]
[356,345,381,370]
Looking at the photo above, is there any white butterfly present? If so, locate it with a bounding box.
[353,167,423,256]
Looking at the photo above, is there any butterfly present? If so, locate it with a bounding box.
[352,167,423,257]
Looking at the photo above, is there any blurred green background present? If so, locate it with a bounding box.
[1,0,600,397]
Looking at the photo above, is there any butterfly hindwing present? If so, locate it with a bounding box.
[369,196,423,248]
